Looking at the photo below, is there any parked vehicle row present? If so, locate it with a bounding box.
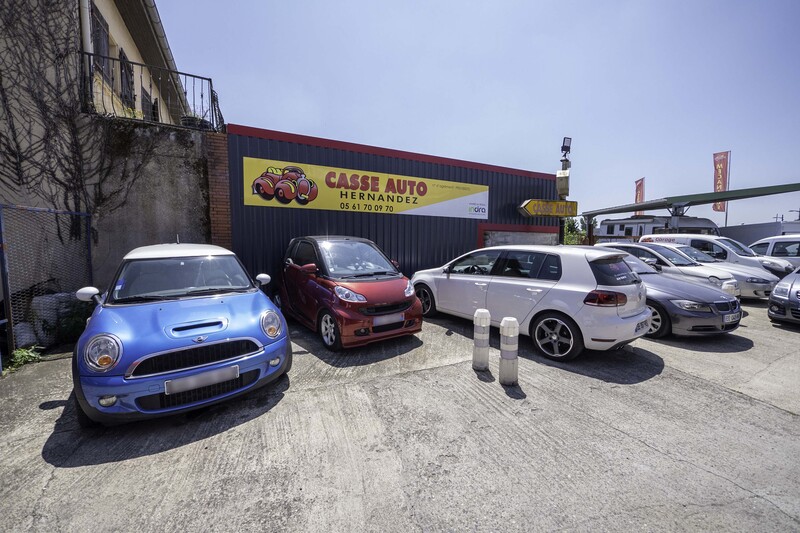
[70,235,795,428]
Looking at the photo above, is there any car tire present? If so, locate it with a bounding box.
[646,302,671,339]
[255,183,274,201]
[72,392,98,429]
[415,284,438,317]
[318,310,342,351]
[530,312,584,361]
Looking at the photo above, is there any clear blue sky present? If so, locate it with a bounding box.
[157,0,800,227]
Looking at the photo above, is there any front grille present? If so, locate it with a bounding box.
[129,339,260,377]
[713,300,739,313]
[372,322,404,333]
[361,301,411,316]
[791,308,800,319]
[136,369,260,410]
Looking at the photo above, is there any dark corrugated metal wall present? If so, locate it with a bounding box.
[228,133,558,281]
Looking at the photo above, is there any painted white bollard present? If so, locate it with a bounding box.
[499,317,519,386]
[472,309,491,371]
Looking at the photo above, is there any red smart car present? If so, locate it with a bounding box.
[274,236,423,350]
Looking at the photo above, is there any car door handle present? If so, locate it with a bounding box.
[526,288,542,293]
[474,282,487,287]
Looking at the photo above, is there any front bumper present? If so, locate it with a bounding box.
[669,308,741,336]
[739,281,775,299]
[73,336,292,425]
[767,297,800,324]
[335,298,423,348]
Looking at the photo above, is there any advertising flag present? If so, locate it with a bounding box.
[713,151,730,212]
[634,178,645,215]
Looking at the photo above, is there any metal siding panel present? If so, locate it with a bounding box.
[228,134,558,283]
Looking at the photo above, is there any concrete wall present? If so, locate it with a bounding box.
[91,125,211,289]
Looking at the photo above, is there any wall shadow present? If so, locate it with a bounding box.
[41,375,288,468]
[286,317,424,368]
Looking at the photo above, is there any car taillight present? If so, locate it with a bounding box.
[584,290,628,307]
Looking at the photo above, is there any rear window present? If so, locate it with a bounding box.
[590,257,640,286]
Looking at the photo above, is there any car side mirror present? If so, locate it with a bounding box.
[300,263,318,274]
[76,286,101,304]
[255,274,271,286]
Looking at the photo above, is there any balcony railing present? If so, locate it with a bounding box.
[80,51,224,132]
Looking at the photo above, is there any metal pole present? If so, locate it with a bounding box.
[724,151,731,227]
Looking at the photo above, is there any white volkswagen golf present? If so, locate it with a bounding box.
[411,245,651,361]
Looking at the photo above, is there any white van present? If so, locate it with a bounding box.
[639,234,795,278]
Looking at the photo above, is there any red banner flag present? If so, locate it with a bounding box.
[634,178,645,215]
[713,151,730,212]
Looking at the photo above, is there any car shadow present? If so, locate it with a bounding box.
[643,332,754,353]
[40,374,289,468]
[428,314,664,385]
[739,298,768,318]
[287,318,424,368]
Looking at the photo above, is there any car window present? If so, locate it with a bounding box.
[749,243,769,255]
[292,241,318,266]
[772,241,800,257]
[717,237,756,257]
[621,254,658,274]
[449,250,502,275]
[112,255,252,302]
[691,240,727,260]
[538,254,562,280]
[589,257,639,286]
[497,251,545,279]
[647,244,697,266]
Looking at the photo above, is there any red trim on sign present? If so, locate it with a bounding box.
[227,124,555,181]
[476,223,558,248]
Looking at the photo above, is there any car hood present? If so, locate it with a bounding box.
[640,273,735,302]
[336,276,411,303]
[701,261,779,282]
[673,264,734,280]
[79,290,281,374]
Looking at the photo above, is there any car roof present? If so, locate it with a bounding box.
[123,243,235,260]
[300,235,375,244]
[751,234,800,244]
[480,244,625,261]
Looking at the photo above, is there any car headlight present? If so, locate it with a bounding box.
[260,310,282,338]
[670,300,712,312]
[773,283,790,298]
[708,276,722,287]
[746,277,770,284]
[404,280,414,297]
[334,285,367,302]
[84,334,122,372]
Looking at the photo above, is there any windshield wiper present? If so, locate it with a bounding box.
[184,287,250,296]
[114,295,170,303]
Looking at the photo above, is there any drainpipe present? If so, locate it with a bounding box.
[79,0,93,105]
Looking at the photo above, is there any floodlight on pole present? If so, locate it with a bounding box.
[561,137,571,155]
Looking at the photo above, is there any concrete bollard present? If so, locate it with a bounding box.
[472,308,491,371]
[499,317,519,386]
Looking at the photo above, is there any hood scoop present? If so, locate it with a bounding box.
[167,318,228,339]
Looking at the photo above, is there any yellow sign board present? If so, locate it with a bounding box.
[243,157,490,219]
[518,199,578,217]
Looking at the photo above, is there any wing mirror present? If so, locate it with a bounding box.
[300,263,318,274]
[76,286,102,304]
[255,274,271,286]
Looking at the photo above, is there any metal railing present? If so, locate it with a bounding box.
[80,51,224,132]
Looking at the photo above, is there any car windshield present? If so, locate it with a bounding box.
[646,244,699,266]
[620,254,658,275]
[319,240,398,278]
[110,255,253,302]
[676,245,716,263]
[718,237,757,257]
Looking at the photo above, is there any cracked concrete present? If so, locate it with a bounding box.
[0,299,798,531]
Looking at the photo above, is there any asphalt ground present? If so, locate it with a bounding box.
[1,299,798,532]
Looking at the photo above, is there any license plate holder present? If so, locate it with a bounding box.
[372,312,405,327]
[635,319,649,333]
[165,365,239,395]
[724,312,741,324]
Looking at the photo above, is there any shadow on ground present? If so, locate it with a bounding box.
[40,374,289,468]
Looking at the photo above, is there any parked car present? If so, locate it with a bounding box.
[72,243,291,428]
[767,265,800,325]
[598,242,740,297]
[749,235,800,269]
[275,236,422,350]
[639,234,795,278]
[411,245,651,361]
[610,251,741,338]
[654,242,778,299]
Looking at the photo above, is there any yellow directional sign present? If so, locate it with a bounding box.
[518,199,578,217]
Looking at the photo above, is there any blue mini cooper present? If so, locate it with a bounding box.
[72,243,292,427]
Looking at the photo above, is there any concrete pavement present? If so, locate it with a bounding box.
[1,300,798,531]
